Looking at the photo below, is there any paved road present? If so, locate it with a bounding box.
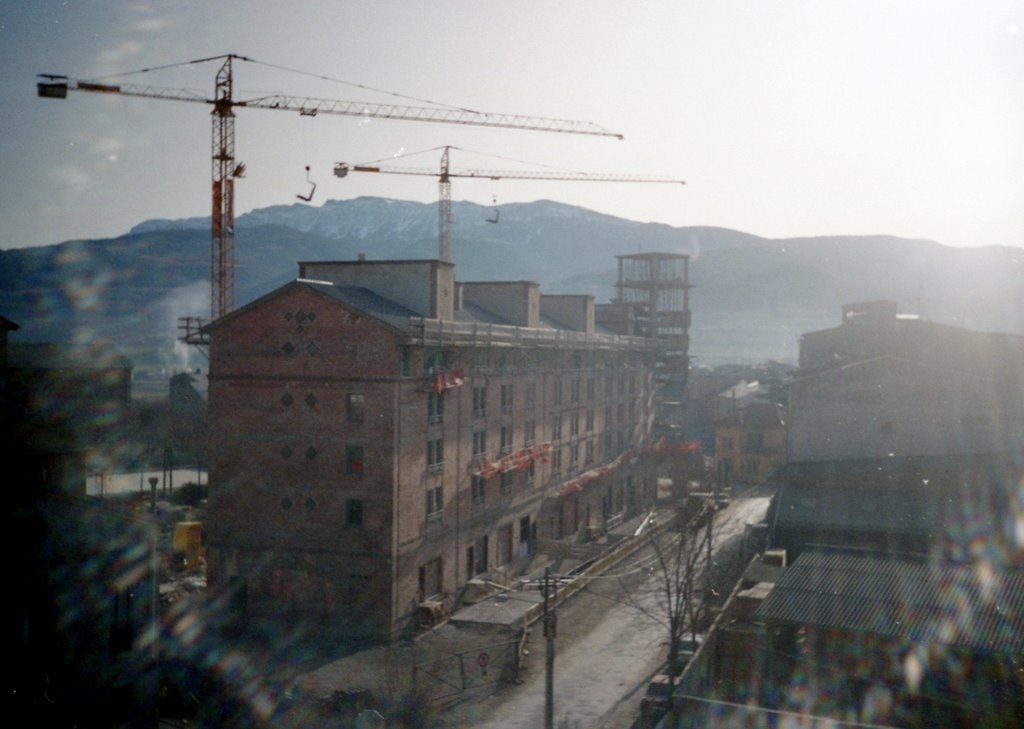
[463,494,771,729]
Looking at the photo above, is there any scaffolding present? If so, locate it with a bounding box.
[614,253,692,446]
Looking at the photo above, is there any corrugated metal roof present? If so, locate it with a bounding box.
[756,547,1024,655]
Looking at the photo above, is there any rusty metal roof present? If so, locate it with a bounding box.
[755,547,1024,655]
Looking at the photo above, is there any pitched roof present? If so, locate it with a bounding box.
[756,547,1024,654]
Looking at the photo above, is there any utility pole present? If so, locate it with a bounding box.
[543,567,557,729]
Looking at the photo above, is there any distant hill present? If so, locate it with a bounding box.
[2,197,1021,377]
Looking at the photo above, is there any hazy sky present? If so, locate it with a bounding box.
[1,1,1021,250]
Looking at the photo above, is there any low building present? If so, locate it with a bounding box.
[205,257,687,640]
[713,401,786,486]
[670,547,1024,727]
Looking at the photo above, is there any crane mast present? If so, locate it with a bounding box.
[211,56,237,319]
[37,54,622,324]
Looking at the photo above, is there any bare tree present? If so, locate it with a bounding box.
[647,498,715,675]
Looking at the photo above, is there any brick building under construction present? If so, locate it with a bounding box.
[205,254,690,640]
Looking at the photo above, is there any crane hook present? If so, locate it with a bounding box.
[296,165,316,202]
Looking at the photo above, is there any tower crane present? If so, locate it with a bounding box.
[334,146,686,262]
[37,54,621,325]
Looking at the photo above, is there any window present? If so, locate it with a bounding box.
[618,403,625,424]
[428,391,444,424]
[418,556,443,600]
[585,408,594,433]
[553,378,563,406]
[629,400,636,421]
[497,524,513,565]
[427,437,444,472]
[345,393,365,423]
[472,475,486,508]
[424,348,446,374]
[570,411,580,437]
[605,375,613,397]
[604,432,613,456]
[400,346,411,377]
[345,498,363,527]
[571,378,581,403]
[524,420,536,447]
[585,439,594,464]
[500,471,513,496]
[629,375,636,394]
[525,462,535,489]
[619,374,626,395]
[526,382,536,410]
[473,385,488,418]
[426,485,443,518]
[570,442,579,469]
[473,429,487,460]
[500,425,513,455]
[501,383,514,414]
[586,377,595,400]
[551,447,562,473]
[473,535,488,575]
[552,414,563,441]
[345,445,364,474]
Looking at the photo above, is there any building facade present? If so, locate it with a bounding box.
[790,301,1024,464]
[713,401,786,486]
[205,258,681,640]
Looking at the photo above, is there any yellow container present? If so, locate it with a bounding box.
[172,521,206,570]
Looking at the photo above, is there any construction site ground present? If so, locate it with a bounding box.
[281,486,772,727]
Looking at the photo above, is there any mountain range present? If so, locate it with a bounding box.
[2,197,1021,384]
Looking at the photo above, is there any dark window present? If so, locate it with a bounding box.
[346,393,365,422]
[524,420,536,447]
[400,346,411,377]
[428,391,444,424]
[500,425,513,455]
[345,498,363,527]
[552,414,563,441]
[501,383,514,414]
[473,385,488,418]
[426,485,443,517]
[346,445,364,474]
[500,471,513,496]
[526,382,536,410]
[472,475,486,507]
[427,437,444,472]
[497,524,513,565]
[586,378,595,400]
[473,430,487,459]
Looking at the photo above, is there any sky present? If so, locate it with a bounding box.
[1,0,1021,251]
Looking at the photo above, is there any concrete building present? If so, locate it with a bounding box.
[205,257,689,640]
[789,301,1024,464]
